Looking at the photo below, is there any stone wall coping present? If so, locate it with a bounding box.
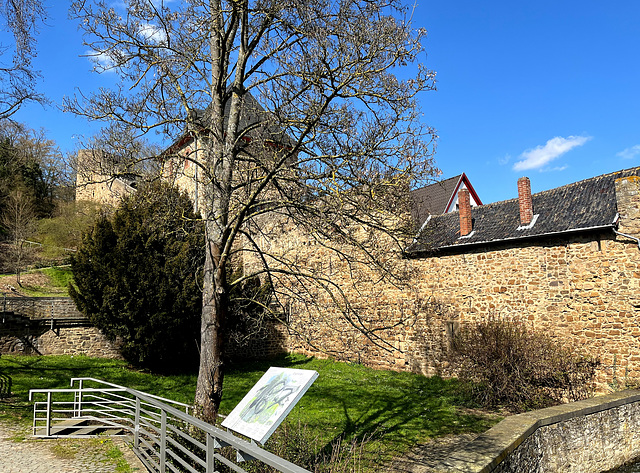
[2,296,73,301]
[436,389,640,473]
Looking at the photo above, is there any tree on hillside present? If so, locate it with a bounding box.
[66,0,438,422]
[2,188,37,285]
[69,183,205,371]
[0,121,65,220]
[0,0,46,118]
[36,200,102,257]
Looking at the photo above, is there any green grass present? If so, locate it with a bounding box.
[0,354,501,462]
[39,266,74,289]
[0,266,74,297]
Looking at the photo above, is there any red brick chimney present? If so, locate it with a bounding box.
[459,188,472,236]
[517,177,533,226]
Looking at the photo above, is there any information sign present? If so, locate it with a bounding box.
[221,367,318,444]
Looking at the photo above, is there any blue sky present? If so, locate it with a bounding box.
[4,0,640,204]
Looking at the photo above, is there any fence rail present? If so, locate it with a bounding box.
[29,378,310,473]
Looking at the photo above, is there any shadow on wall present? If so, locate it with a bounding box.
[0,311,48,355]
[225,319,289,361]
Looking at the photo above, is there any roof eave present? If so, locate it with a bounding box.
[404,223,616,259]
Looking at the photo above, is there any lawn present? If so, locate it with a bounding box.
[0,353,501,464]
[0,266,74,297]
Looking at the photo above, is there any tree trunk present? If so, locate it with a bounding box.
[194,225,228,423]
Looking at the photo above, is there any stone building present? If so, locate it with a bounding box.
[161,93,294,215]
[75,149,139,207]
[280,167,640,390]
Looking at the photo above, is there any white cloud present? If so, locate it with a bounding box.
[86,50,116,71]
[139,23,167,44]
[512,136,592,171]
[498,154,511,166]
[617,145,640,160]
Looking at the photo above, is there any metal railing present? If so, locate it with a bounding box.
[29,378,310,473]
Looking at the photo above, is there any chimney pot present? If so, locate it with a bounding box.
[459,188,472,236]
[518,177,533,226]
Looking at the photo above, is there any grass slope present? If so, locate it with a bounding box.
[0,353,500,461]
[0,266,73,297]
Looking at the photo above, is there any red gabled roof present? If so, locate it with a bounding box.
[410,173,483,226]
[443,173,483,213]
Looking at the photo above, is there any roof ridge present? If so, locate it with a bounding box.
[411,173,463,193]
[526,166,640,199]
[466,166,640,210]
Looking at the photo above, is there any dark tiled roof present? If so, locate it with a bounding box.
[405,167,640,256]
[190,92,293,146]
[410,174,463,223]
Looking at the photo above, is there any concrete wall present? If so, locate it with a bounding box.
[437,390,640,473]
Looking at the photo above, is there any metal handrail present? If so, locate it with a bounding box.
[70,377,192,414]
[29,378,311,473]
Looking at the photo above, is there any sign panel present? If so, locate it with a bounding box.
[221,367,318,444]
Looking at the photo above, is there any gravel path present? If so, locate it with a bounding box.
[0,422,146,473]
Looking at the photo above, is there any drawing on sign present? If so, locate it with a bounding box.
[239,371,298,424]
[222,367,318,444]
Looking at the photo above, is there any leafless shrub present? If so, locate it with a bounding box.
[449,315,599,412]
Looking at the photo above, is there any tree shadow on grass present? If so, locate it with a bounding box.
[307,374,497,459]
[223,354,500,462]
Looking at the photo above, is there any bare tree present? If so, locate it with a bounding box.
[2,188,37,285]
[66,0,438,422]
[0,0,46,119]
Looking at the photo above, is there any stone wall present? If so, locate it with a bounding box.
[411,232,640,388]
[2,296,81,320]
[249,176,640,390]
[75,149,134,207]
[437,390,640,473]
[225,319,289,360]
[0,297,121,358]
[269,230,640,389]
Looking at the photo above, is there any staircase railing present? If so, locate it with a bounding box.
[29,378,311,473]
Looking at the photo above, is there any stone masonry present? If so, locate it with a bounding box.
[0,297,121,358]
[254,174,640,392]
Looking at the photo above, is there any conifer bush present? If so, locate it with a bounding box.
[69,183,204,371]
[449,315,599,412]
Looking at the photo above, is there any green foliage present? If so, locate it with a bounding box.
[0,136,54,221]
[37,201,102,257]
[69,183,205,371]
[450,316,600,412]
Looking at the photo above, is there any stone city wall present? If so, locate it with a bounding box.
[0,297,121,358]
[437,390,640,473]
[411,232,640,388]
[255,176,640,390]
[259,228,640,391]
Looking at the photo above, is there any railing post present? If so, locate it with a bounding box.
[206,433,215,473]
[160,410,167,473]
[134,397,140,449]
[75,379,83,417]
[46,391,52,437]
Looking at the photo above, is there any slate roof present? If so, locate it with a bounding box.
[188,92,294,146]
[405,167,640,257]
[410,174,463,222]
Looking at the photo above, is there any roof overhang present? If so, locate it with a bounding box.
[403,223,616,259]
